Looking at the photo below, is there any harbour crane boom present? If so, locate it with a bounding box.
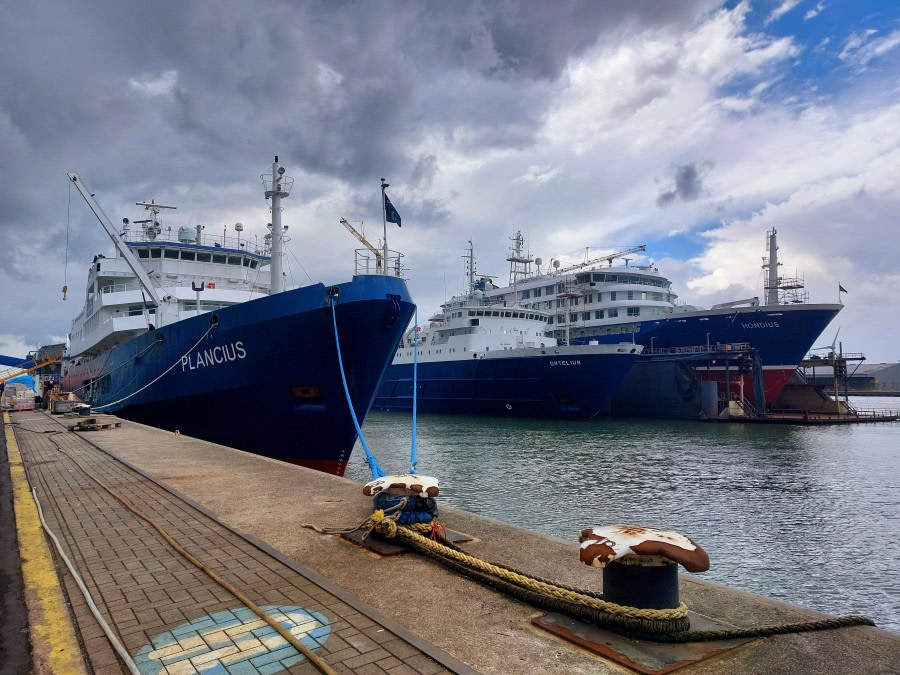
[554,244,647,274]
[339,218,383,273]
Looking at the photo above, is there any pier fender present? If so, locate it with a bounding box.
[579,525,709,611]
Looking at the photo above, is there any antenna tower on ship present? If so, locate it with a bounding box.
[762,228,806,306]
[262,156,293,295]
[465,240,476,296]
[507,230,534,298]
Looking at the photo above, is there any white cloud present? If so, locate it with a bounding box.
[127,70,178,97]
[804,2,826,20]
[839,29,900,67]
[2,1,898,362]
[766,0,802,25]
[0,334,33,359]
[514,165,561,185]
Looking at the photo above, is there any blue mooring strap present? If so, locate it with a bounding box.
[330,297,385,479]
[410,305,418,475]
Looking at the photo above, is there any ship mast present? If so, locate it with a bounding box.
[507,231,533,299]
[263,156,292,295]
[465,240,476,296]
[764,228,780,306]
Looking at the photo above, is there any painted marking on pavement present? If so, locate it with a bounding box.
[133,604,331,674]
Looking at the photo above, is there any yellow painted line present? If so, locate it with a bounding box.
[4,412,86,674]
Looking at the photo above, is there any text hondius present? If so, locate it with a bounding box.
[181,341,247,371]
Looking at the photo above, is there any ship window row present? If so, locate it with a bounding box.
[513,290,672,304]
[180,301,232,312]
[467,309,542,320]
[547,305,667,324]
[126,305,157,317]
[534,301,670,318]
[575,273,671,288]
[137,248,260,268]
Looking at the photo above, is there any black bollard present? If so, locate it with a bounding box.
[602,557,679,609]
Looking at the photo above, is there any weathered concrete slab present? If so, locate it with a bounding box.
[12,410,900,674]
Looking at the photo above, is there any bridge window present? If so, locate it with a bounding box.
[164,249,179,259]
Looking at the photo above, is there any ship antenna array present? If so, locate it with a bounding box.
[507,230,534,294]
[135,199,176,240]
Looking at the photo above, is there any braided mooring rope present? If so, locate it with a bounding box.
[373,519,876,641]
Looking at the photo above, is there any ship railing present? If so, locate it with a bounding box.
[646,342,752,355]
[354,248,407,278]
[123,228,270,255]
[779,289,809,304]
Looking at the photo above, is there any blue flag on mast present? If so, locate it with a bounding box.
[839,284,848,293]
[384,194,401,227]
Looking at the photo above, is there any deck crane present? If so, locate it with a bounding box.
[339,218,383,273]
[552,244,647,274]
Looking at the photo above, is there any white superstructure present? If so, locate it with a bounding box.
[65,165,284,363]
[476,231,686,342]
[392,241,639,364]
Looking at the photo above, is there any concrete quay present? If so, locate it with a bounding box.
[3,409,898,674]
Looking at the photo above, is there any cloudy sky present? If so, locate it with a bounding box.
[1,0,898,362]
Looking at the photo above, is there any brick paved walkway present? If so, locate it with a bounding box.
[10,412,462,674]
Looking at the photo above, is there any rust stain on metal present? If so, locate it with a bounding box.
[532,612,754,673]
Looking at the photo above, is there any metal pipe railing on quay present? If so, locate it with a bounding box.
[645,342,752,356]
[853,408,900,418]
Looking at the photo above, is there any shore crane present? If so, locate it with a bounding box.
[339,218,383,273]
[552,244,647,274]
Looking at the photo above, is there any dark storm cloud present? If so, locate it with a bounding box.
[0,0,721,346]
[656,162,712,207]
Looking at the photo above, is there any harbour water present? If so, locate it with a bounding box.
[348,397,900,633]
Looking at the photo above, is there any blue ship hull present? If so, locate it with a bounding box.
[373,348,640,419]
[574,303,841,363]
[573,303,841,405]
[63,275,414,475]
